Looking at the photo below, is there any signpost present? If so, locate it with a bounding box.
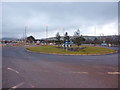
[62,40,73,51]
[65,41,69,45]
[70,40,73,45]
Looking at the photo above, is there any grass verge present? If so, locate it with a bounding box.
[26,45,117,55]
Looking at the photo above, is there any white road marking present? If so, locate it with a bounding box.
[11,82,24,89]
[71,72,88,74]
[7,67,19,74]
[31,85,35,88]
[29,83,35,88]
[107,72,120,75]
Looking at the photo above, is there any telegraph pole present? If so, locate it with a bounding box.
[23,32,25,42]
[46,25,48,45]
[63,28,65,35]
[25,26,27,45]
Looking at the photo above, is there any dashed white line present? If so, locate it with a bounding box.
[70,72,88,74]
[31,85,35,88]
[11,82,24,89]
[7,67,19,74]
[107,72,120,75]
[70,71,120,75]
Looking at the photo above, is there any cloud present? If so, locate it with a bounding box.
[97,22,118,35]
[2,2,118,39]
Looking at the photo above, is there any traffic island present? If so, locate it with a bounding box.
[26,45,117,55]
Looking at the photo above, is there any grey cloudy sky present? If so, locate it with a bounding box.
[2,2,118,39]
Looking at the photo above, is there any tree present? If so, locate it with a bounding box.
[64,32,70,43]
[105,36,118,45]
[84,38,93,44]
[93,37,98,45]
[73,29,85,47]
[27,36,35,43]
[74,29,80,37]
[74,36,85,47]
[55,32,61,46]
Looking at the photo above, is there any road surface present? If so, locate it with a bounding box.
[2,47,118,88]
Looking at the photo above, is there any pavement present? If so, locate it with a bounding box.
[2,46,119,88]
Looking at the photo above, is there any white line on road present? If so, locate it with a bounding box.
[70,72,88,74]
[31,85,35,88]
[7,67,19,74]
[11,82,24,89]
[107,72,120,75]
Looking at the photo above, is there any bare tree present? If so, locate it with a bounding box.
[55,32,61,46]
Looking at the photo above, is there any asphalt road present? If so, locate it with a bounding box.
[2,47,118,88]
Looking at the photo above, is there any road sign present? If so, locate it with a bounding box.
[65,41,69,45]
[70,40,73,45]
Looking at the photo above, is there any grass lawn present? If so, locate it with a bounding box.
[26,45,117,55]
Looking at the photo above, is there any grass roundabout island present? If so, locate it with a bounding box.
[26,45,117,55]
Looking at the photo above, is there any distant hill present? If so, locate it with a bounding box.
[1,37,19,41]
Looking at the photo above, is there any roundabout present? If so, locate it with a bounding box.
[3,46,118,88]
[26,45,117,55]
